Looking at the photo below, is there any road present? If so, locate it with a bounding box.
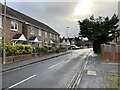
[2,48,92,89]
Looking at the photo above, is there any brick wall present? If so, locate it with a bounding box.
[0,28,2,39]
[101,43,120,62]
[2,17,23,43]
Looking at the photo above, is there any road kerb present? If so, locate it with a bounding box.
[1,52,72,73]
[66,51,92,89]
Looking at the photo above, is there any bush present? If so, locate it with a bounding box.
[36,45,57,54]
[56,47,67,53]
[36,47,45,54]
[5,43,32,56]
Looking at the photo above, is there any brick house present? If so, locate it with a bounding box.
[1,3,60,47]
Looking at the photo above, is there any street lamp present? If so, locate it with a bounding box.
[67,27,69,38]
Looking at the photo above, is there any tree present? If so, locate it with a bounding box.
[78,14,119,53]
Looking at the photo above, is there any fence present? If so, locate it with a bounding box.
[101,43,120,62]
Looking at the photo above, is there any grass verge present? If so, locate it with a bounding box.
[106,73,120,88]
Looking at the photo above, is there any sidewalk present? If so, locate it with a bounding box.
[78,53,106,88]
[101,62,119,88]
[1,51,72,72]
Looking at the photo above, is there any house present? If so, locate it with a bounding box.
[0,14,1,40]
[0,3,60,48]
[60,37,70,47]
[118,1,120,30]
[112,1,120,44]
[0,4,2,43]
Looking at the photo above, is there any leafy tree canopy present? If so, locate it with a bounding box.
[78,14,119,43]
[78,14,119,53]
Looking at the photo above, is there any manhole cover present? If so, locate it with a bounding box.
[87,70,96,76]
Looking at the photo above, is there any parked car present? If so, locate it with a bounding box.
[71,45,80,50]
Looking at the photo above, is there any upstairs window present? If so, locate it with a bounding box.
[55,35,57,39]
[53,34,55,39]
[57,35,59,40]
[11,20,18,31]
[0,16,2,28]
[50,33,52,38]
[45,32,47,37]
[30,26,35,35]
[38,30,42,36]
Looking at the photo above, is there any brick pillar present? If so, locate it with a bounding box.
[111,43,116,61]
[101,44,104,60]
[118,52,120,63]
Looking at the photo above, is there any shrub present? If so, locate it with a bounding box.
[5,43,32,56]
[56,47,67,53]
[36,47,44,54]
[36,45,57,54]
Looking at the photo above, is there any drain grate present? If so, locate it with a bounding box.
[87,70,96,76]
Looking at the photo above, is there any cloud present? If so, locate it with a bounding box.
[7,1,118,38]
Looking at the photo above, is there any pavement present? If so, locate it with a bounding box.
[1,51,72,72]
[77,52,119,88]
[78,52,106,88]
[101,62,119,74]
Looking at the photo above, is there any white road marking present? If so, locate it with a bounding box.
[83,60,88,70]
[67,73,78,88]
[87,70,96,76]
[7,74,36,89]
[48,61,64,69]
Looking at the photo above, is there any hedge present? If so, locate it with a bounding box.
[5,43,32,56]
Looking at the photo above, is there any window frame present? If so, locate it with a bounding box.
[38,30,42,36]
[50,33,52,38]
[0,15,2,29]
[53,34,56,39]
[45,31,47,38]
[11,20,18,31]
[30,26,35,35]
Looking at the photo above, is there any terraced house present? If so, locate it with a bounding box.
[0,3,60,47]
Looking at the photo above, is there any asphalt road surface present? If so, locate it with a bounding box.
[2,48,92,89]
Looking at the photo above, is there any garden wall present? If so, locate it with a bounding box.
[101,43,120,62]
[5,54,32,64]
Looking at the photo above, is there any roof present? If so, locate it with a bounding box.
[13,34,22,39]
[29,36,37,41]
[1,3,59,35]
[29,36,41,43]
[50,38,58,44]
[60,37,74,44]
[12,34,27,41]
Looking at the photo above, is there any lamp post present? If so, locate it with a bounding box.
[3,0,6,64]
[67,27,69,38]
[66,27,69,51]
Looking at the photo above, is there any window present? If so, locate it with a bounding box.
[11,20,18,31]
[55,35,57,39]
[57,35,59,40]
[45,32,47,37]
[38,43,42,47]
[53,34,55,39]
[38,30,42,36]
[0,16,2,28]
[30,26,34,35]
[50,33,52,38]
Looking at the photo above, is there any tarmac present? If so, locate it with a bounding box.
[1,51,72,72]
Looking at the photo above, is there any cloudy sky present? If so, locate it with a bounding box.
[2,0,120,38]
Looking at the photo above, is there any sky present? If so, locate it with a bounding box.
[1,0,120,38]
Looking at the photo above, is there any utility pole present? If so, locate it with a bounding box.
[3,0,6,64]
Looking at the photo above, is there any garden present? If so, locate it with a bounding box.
[2,43,67,64]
